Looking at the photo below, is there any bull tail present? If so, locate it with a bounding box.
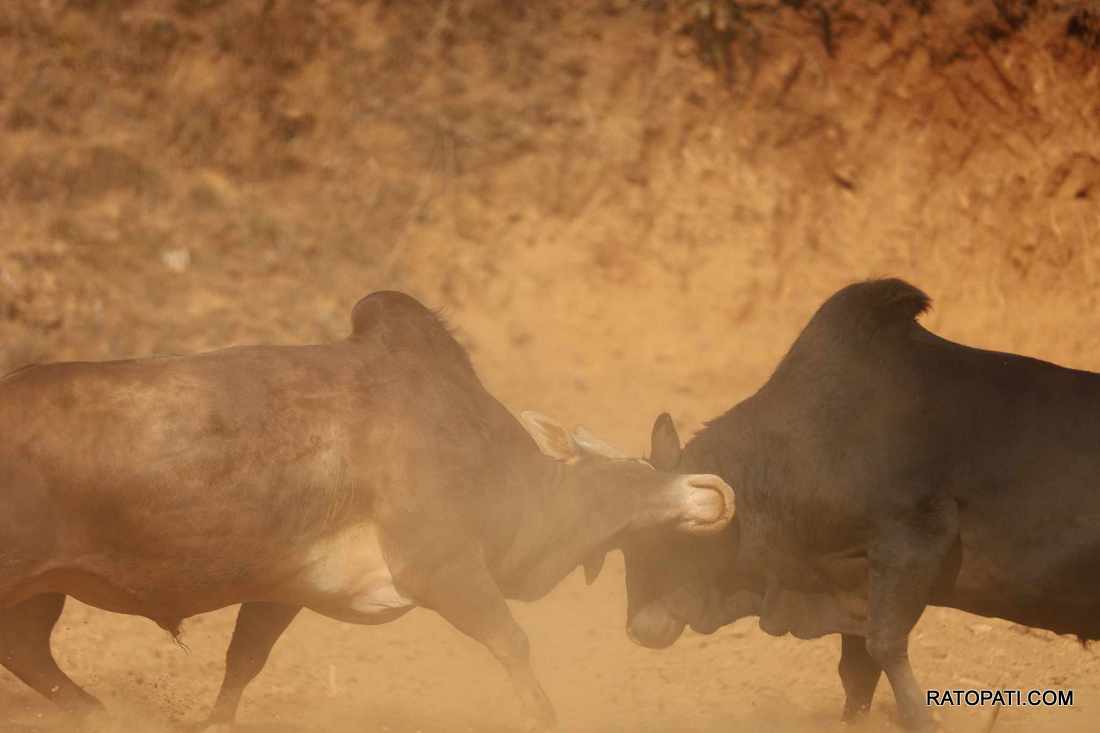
[977,674,1008,733]
[978,702,1002,733]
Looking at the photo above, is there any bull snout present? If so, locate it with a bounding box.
[676,474,735,535]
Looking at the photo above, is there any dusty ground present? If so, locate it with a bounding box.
[1,0,1099,731]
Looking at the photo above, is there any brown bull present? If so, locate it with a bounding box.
[0,291,735,730]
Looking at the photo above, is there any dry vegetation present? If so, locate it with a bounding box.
[1,1,1099,731]
[1,0,1098,436]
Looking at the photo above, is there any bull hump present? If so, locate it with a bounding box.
[346,291,479,379]
[816,278,931,329]
[763,278,932,375]
[349,291,434,338]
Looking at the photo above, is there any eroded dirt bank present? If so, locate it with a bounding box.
[1,1,1099,730]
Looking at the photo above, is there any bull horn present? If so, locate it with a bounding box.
[681,474,735,535]
[572,426,629,459]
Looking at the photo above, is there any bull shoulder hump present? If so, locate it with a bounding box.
[347,291,479,379]
[775,278,932,364]
[812,278,931,332]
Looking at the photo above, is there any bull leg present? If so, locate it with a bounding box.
[866,500,958,732]
[402,561,556,731]
[439,596,555,731]
[838,633,881,722]
[0,593,103,715]
[203,602,300,727]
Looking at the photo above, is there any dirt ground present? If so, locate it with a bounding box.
[1,1,1099,731]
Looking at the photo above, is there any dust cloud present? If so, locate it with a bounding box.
[1,1,1098,731]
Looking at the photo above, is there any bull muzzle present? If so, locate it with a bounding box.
[627,603,687,649]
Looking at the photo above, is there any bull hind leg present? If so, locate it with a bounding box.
[0,593,102,715]
[866,496,959,732]
[838,633,881,722]
[202,602,301,728]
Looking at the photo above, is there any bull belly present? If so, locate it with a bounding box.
[14,563,247,625]
[288,521,417,624]
[941,590,1100,638]
[12,555,416,629]
[945,536,1100,637]
[1,520,417,627]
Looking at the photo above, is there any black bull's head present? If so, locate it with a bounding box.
[621,413,760,648]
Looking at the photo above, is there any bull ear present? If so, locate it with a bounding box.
[520,411,580,462]
[649,412,682,470]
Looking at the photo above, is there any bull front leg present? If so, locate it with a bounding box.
[866,496,958,732]
[201,602,301,729]
[398,556,557,731]
[838,632,882,722]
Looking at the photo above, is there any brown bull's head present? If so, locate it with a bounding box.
[517,411,736,586]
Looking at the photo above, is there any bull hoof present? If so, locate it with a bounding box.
[74,709,116,732]
[841,703,871,724]
[520,709,558,732]
[898,711,941,733]
[519,692,557,732]
[178,720,235,733]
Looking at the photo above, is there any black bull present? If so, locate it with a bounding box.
[623,278,1100,731]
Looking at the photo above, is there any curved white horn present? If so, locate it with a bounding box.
[572,426,628,459]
